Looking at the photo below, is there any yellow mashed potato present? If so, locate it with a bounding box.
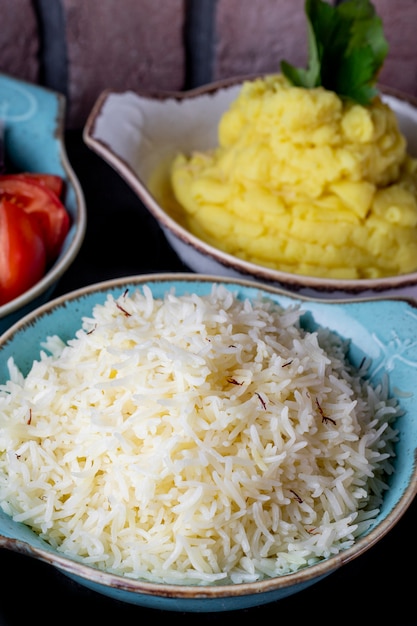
[169,74,417,279]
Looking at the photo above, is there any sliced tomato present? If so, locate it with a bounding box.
[0,199,47,306]
[0,174,70,262]
[18,172,65,198]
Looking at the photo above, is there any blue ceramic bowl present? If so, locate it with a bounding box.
[0,73,86,333]
[0,274,416,612]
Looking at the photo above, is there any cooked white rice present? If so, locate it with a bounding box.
[0,284,400,585]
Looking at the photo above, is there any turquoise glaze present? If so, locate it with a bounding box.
[0,74,66,174]
[0,73,86,333]
[0,274,416,612]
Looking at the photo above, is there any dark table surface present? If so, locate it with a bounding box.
[1,131,416,625]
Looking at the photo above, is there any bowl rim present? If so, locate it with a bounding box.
[1,271,416,599]
[83,77,417,295]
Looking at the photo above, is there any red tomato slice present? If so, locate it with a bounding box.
[0,175,70,262]
[0,199,47,306]
[19,172,65,198]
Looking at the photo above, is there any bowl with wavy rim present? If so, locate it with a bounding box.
[0,272,416,612]
[83,76,417,301]
[0,72,86,333]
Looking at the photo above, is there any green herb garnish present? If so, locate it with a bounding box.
[281,0,388,105]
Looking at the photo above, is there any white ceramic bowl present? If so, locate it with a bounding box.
[83,77,417,300]
[0,273,416,612]
[0,73,86,333]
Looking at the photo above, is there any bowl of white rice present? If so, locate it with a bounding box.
[0,273,416,612]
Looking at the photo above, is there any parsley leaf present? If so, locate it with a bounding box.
[281,0,389,105]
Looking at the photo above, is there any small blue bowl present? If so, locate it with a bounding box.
[0,274,416,612]
[0,72,86,333]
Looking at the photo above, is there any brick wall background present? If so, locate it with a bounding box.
[1,0,417,129]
